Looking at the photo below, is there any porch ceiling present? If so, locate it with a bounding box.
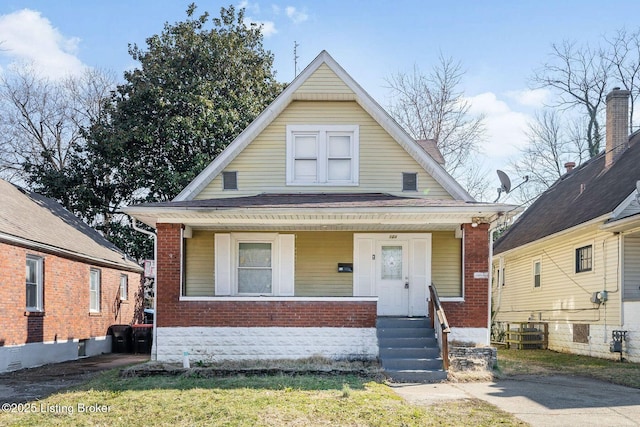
[127,210,501,231]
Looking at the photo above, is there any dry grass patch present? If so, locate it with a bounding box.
[496,348,640,388]
[0,368,525,427]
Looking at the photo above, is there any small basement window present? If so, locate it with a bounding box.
[223,171,238,190]
[402,172,417,191]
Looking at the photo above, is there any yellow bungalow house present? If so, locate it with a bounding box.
[124,51,516,381]
[493,88,640,363]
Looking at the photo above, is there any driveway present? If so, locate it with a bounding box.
[394,374,640,426]
[0,354,149,404]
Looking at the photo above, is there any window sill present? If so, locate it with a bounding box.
[89,312,102,317]
[24,311,45,317]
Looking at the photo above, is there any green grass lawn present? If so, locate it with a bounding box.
[0,370,524,427]
[496,348,640,389]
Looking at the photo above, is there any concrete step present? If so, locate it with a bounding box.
[378,336,437,348]
[384,369,448,383]
[382,358,443,371]
[377,327,435,339]
[379,347,440,359]
[376,316,430,329]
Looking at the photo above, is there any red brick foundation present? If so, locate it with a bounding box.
[155,223,377,328]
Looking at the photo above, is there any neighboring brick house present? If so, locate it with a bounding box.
[125,51,517,379]
[0,179,143,372]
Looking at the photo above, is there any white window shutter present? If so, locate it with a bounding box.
[214,233,232,295]
[278,234,295,296]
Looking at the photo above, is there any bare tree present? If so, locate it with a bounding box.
[386,55,486,179]
[531,40,610,158]
[509,109,588,204]
[605,28,640,131]
[0,64,116,182]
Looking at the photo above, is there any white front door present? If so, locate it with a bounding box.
[354,233,431,317]
[376,241,409,316]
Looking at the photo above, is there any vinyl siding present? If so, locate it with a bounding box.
[294,231,353,296]
[432,231,462,297]
[196,100,451,199]
[184,230,214,297]
[493,223,621,325]
[295,63,354,95]
[181,231,462,298]
[624,234,640,301]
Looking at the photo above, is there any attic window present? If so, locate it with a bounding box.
[402,173,417,191]
[223,171,238,190]
[286,125,359,185]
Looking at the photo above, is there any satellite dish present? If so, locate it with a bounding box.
[497,170,512,193]
[494,170,528,202]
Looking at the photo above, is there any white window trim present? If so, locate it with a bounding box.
[532,258,542,289]
[26,255,44,312]
[286,124,359,186]
[231,233,279,296]
[120,274,128,301]
[90,268,101,312]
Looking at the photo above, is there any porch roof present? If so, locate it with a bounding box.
[124,193,518,231]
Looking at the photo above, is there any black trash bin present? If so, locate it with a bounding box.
[109,324,133,353]
[132,324,153,354]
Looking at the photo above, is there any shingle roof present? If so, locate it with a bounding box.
[0,179,141,271]
[493,132,640,255]
[132,192,496,210]
[416,139,445,165]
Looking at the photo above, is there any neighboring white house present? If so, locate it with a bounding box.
[493,88,640,362]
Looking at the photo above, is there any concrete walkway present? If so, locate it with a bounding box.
[393,375,640,426]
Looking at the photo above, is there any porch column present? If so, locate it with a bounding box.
[156,223,182,327]
[442,223,490,332]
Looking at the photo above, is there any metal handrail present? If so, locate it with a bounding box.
[428,282,450,370]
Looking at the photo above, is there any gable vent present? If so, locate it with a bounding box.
[402,172,417,192]
[222,171,238,190]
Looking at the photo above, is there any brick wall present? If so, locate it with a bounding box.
[155,223,376,328]
[442,223,489,328]
[0,242,142,346]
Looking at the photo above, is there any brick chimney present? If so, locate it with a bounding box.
[605,87,630,168]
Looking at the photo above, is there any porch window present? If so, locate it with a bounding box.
[237,242,273,294]
[286,125,359,185]
[575,245,592,273]
[26,255,43,311]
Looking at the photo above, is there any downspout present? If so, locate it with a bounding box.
[132,218,158,361]
[487,227,495,346]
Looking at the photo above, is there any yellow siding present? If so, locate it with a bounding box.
[196,101,451,199]
[184,230,214,296]
[295,63,354,95]
[294,231,354,296]
[432,231,462,297]
[493,224,621,326]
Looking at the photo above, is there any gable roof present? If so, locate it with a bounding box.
[0,179,141,272]
[174,50,472,202]
[494,132,640,255]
